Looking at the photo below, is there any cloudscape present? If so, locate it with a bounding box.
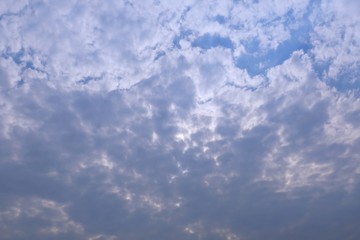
[1,0,360,239]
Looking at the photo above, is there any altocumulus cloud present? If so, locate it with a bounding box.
[0,0,360,239]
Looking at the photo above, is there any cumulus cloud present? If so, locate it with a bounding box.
[0,0,360,240]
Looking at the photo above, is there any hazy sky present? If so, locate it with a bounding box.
[1,0,360,239]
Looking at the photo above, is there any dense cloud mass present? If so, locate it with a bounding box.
[1,0,360,239]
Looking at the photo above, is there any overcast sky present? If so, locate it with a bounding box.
[1,0,360,239]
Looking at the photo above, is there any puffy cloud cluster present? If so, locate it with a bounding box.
[0,0,360,239]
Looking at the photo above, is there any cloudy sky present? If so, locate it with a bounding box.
[1,0,360,239]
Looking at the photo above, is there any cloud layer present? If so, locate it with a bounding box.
[1,0,360,239]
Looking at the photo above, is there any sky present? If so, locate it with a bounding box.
[0,0,360,239]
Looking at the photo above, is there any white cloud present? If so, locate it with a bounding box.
[310,0,360,85]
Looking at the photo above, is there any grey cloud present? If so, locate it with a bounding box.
[1,0,360,240]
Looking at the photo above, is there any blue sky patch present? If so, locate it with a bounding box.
[192,33,234,50]
[236,23,312,76]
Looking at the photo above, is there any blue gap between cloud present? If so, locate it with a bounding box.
[191,33,234,50]
[235,13,312,76]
